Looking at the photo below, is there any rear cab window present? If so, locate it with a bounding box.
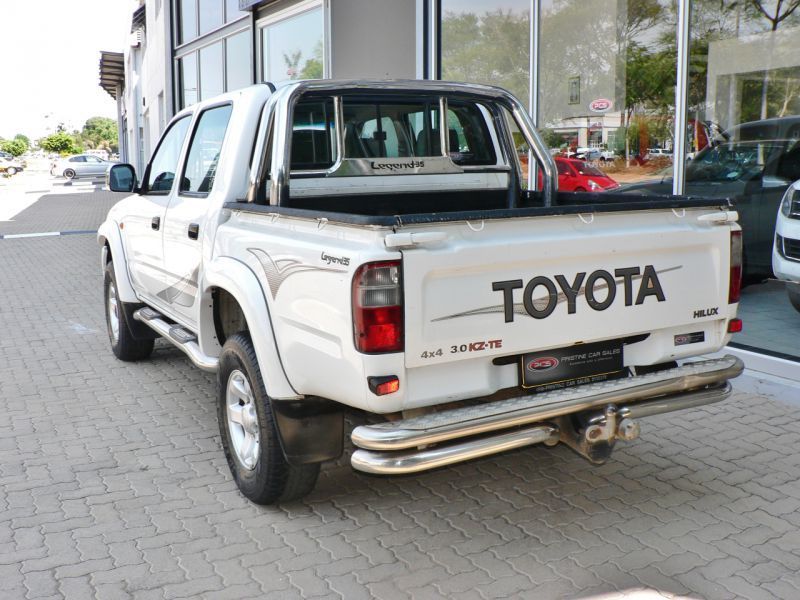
[279,93,511,214]
[289,95,498,171]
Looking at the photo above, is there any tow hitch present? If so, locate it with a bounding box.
[558,404,641,464]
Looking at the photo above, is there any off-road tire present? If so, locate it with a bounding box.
[218,332,319,504]
[104,261,154,361]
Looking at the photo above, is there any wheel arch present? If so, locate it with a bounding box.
[202,257,300,400]
[97,222,138,303]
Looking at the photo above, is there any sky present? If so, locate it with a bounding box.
[0,1,132,140]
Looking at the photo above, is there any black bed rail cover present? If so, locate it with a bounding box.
[223,192,733,228]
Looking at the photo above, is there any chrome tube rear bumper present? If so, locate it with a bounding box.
[351,355,743,475]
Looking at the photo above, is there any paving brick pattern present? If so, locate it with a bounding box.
[0,190,123,236]
[2,191,800,599]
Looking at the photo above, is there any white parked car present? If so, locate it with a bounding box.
[646,148,673,160]
[51,154,115,180]
[773,180,800,311]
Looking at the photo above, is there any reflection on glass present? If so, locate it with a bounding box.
[261,7,324,83]
[199,0,223,35]
[694,0,800,359]
[179,0,197,44]
[539,0,677,174]
[226,0,247,22]
[226,30,252,92]
[200,42,224,100]
[441,0,530,106]
[180,53,198,108]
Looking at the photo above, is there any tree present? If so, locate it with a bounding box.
[82,117,118,153]
[14,134,30,148]
[39,132,82,155]
[0,139,27,157]
[745,0,800,31]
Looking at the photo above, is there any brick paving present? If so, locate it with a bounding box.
[1,186,800,599]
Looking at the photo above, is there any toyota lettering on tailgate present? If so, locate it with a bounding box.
[492,265,667,323]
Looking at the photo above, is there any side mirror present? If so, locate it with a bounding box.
[107,163,137,192]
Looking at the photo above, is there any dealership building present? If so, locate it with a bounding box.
[99,0,800,370]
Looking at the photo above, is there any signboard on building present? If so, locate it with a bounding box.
[589,99,613,113]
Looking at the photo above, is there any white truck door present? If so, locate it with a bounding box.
[122,116,192,308]
[161,104,233,326]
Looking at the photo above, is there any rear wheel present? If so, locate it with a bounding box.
[104,261,154,361]
[788,286,800,313]
[63,168,76,180]
[218,332,319,504]
[6,167,16,176]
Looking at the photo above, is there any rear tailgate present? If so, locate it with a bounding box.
[400,208,732,369]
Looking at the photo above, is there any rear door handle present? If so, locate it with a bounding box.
[188,223,199,240]
[151,216,160,230]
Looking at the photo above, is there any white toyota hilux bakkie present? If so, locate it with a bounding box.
[100,80,744,504]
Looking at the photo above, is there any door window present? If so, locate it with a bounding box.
[146,116,192,193]
[180,104,233,194]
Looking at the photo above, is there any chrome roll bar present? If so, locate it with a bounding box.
[247,79,558,208]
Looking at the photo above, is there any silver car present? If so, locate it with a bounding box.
[51,154,115,180]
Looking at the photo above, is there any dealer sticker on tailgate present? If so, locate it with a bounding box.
[521,340,626,392]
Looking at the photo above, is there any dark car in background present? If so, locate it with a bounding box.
[619,116,800,280]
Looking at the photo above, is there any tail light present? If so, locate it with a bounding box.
[729,230,742,304]
[353,261,403,353]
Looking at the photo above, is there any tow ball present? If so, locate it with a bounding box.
[558,404,641,464]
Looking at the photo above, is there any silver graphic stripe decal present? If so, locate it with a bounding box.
[248,248,347,299]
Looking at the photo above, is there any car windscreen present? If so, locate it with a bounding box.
[573,161,606,177]
[688,141,788,182]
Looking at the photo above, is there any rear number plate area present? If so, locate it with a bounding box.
[521,339,625,392]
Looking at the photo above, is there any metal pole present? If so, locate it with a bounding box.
[672,0,691,195]
[528,0,539,191]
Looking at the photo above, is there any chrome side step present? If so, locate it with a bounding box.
[352,355,744,452]
[133,308,219,373]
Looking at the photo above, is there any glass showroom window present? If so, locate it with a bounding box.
[179,53,199,107]
[199,0,224,35]
[178,30,252,109]
[226,30,251,93]
[538,0,676,176]
[179,0,247,44]
[179,0,198,44]
[260,3,324,84]
[440,0,531,108]
[684,0,800,359]
[200,42,224,101]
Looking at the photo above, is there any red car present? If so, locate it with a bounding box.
[554,157,619,192]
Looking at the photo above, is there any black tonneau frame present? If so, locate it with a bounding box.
[225,192,733,228]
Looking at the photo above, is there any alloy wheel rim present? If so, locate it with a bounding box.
[226,370,261,470]
[108,281,120,344]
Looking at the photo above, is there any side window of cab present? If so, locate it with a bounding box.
[180,104,233,195]
[145,116,192,193]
